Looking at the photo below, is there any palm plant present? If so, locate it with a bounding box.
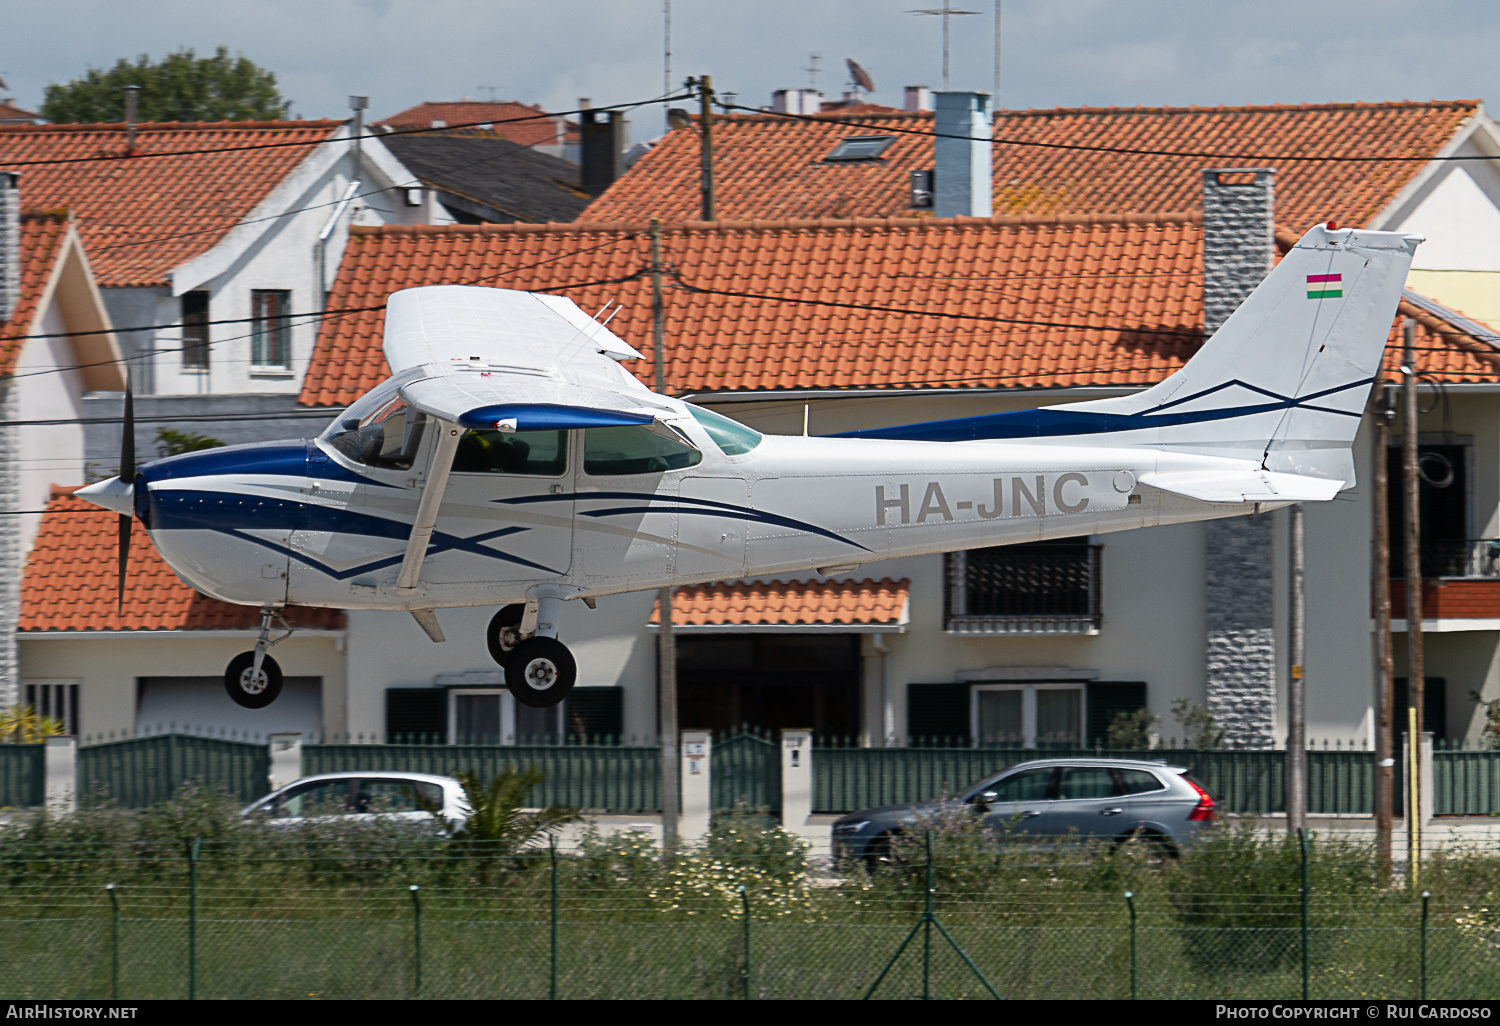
[0,705,65,744]
[413,766,579,883]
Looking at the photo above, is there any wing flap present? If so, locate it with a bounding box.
[1138,469,1344,504]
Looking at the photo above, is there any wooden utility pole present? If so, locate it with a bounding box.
[697,75,715,221]
[652,218,679,844]
[1373,380,1395,880]
[1287,503,1307,835]
[1403,316,1424,866]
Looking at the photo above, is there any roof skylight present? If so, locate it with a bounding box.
[823,135,895,162]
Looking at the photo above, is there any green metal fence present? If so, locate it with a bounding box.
[812,745,1394,816]
[712,733,781,813]
[1433,749,1500,816]
[302,743,660,813]
[0,744,44,807]
[77,735,270,808]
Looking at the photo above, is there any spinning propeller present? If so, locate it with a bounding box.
[116,378,134,613]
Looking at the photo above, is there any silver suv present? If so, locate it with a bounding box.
[831,758,1215,860]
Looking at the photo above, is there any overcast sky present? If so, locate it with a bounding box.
[5,0,1500,145]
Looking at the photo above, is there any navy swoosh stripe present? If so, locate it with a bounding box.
[835,377,1376,443]
[139,441,395,488]
[581,505,871,552]
[149,490,561,578]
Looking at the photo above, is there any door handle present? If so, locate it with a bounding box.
[1100,808,1124,816]
[1020,810,1042,818]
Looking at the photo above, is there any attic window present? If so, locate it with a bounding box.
[823,135,894,162]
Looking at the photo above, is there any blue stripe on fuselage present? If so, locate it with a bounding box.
[833,377,1372,442]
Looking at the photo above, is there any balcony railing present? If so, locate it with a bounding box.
[945,543,1102,635]
[1393,539,1500,579]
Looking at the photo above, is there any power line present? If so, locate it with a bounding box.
[718,101,1496,164]
[0,93,691,170]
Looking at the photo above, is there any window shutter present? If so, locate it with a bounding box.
[385,688,447,744]
[564,686,624,743]
[1086,681,1147,746]
[907,683,971,745]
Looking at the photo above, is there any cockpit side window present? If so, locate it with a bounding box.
[451,429,568,476]
[583,425,702,476]
[686,404,763,455]
[323,396,428,470]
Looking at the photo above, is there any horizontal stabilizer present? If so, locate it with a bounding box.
[1138,469,1343,504]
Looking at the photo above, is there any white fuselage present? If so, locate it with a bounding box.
[136,414,1279,613]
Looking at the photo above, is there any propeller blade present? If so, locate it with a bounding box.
[116,371,134,614]
[116,513,131,614]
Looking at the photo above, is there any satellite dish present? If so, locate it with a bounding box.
[846,59,875,94]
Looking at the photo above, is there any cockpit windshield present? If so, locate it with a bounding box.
[321,382,428,471]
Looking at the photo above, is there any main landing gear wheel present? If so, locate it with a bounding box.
[486,604,525,666]
[505,636,576,708]
[224,652,283,709]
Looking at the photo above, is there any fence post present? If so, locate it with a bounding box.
[106,883,119,1000]
[267,733,303,791]
[1125,890,1137,1001]
[740,885,751,1000]
[1300,829,1310,1001]
[779,728,813,843]
[187,837,200,1000]
[44,735,76,816]
[1421,890,1430,1000]
[549,835,559,1000]
[409,885,422,997]
[923,829,934,1000]
[680,731,712,841]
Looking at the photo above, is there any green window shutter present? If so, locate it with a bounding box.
[564,686,624,743]
[1086,681,1147,746]
[385,688,447,744]
[907,683,971,745]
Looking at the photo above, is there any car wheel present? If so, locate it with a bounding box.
[863,830,900,873]
[1110,827,1178,860]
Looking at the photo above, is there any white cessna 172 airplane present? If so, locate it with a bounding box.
[79,222,1419,711]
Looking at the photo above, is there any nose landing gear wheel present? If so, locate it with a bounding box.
[505,636,576,708]
[224,652,283,709]
[486,604,525,666]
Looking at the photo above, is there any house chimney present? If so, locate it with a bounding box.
[903,86,933,113]
[580,109,624,196]
[1200,165,1278,750]
[933,91,992,218]
[772,89,823,116]
[124,85,139,152]
[1201,168,1276,333]
[0,173,18,325]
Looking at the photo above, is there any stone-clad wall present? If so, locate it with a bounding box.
[0,175,19,709]
[1201,168,1278,748]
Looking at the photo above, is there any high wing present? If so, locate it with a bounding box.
[381,285,671,625]
[385,285,670,430]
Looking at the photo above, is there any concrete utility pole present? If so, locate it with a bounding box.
[1287,503,1307,834]
[696,75,714,221]
[1402,316,1425,864]
[1373,381,1396,880]
[652,217,679,845]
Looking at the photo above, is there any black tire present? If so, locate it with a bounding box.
[224,652,283,709]
[505,636,577,708]
[1110,827,1178,860]
[486,605,526,666]
[863,830,900,874]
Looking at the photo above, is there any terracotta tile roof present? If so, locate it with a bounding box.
[0,120,343,287]
[374,101,578,149]
[650,578,910,628]
[581,100,1479,227]
[301,214,1500,406]
[2,208,69,373]
[20,495,344,632]
[0,101,42,124]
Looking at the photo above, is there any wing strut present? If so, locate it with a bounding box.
[395,423,464,598]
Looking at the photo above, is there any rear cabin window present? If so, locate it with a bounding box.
[452,429,568,476]
[1115,769,1166,795]
[584,426,702,476]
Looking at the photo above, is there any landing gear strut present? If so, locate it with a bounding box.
[224,610,292,709]
[487,593,577,708]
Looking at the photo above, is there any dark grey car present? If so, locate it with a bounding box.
[831,758,1216,860]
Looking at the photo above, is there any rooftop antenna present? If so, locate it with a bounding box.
[663,0,673,133]
[806,52,823,92]
[909,1,980,90]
